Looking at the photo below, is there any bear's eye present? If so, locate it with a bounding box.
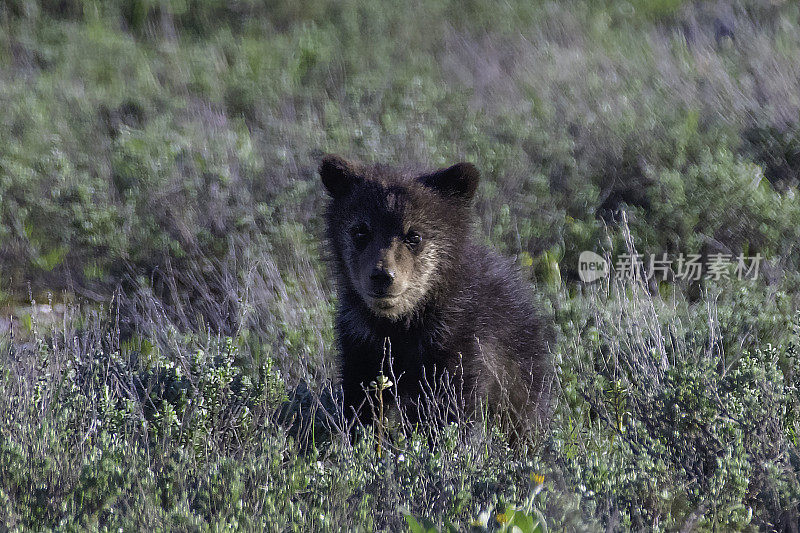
[404,231,422,249]
[350,223,370,246]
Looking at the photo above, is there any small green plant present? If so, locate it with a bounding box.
[370,372,393,459]
[404,474,547,533]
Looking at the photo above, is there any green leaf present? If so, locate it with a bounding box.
[508,510,536,533]
[404,514,439,533]
[507,508,547,533]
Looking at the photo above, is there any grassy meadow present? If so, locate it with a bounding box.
[1,0,800,530]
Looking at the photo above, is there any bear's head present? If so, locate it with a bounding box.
[319,154,479,320]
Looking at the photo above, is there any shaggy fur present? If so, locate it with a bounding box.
[319,155,553,436]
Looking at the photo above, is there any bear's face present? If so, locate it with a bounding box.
[320,155,479,320]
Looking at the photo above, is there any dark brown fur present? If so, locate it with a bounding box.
[319,155,554,437]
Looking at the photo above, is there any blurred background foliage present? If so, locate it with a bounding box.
[3,0,800,304]
[2,0,800,530]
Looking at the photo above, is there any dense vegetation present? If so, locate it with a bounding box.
[2,0,800,530]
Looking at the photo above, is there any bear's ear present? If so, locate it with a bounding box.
[319,154,360,199]
[419,162,480,202]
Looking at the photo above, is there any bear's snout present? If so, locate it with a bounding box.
[369,266,396,295]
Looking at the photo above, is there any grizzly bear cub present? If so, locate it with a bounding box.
[319,155,553,437]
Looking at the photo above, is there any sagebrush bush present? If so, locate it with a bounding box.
[3,0,800,530]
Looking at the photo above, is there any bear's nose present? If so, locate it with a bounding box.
[369,267,395,293]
